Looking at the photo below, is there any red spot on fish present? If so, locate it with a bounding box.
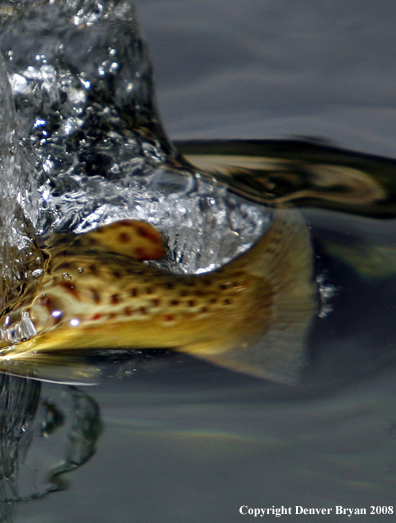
[137,225,150,238]
[60,281,81,300]
[92,313,102,321]
[135,247,147,259]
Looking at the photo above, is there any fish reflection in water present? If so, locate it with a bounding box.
[0,373,101,522]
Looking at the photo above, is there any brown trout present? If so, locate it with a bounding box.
[0,210,317,383]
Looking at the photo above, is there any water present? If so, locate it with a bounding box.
[0,0,395,522]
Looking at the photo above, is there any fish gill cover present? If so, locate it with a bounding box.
[0,0,269,310]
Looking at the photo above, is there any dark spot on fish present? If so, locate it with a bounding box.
[209,298,217,304]
[200,307,208,314]
[124,307,133,316]
[89,264,99,276]
[119,232,130,243]
[146,287,153,294]
[166,282,175,290]
[137,225,150,238]
[203,279,212,286]
[170,300,179,306]
[188,300,195,307]
[152,299,160,307]
[84,237,97,246]
[130,288,138,297]
[111,294,120,305]
[224,299,232,305]
[90,287,101,304]
[139,307,147,315]
[113,270,122,279]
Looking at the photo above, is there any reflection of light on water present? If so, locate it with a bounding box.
[104,421,285,447]
[95,367,396,493]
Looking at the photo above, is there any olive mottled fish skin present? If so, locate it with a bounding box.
[29,240,273,355]
[4,211,317,382]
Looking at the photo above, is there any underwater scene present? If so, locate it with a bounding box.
[0,0,395,521]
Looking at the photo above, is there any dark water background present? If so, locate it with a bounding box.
[9,1,396,522]
[136,0,396,158]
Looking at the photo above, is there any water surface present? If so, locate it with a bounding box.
[1,1,396,522]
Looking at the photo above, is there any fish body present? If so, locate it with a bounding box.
[1,210,317,383]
